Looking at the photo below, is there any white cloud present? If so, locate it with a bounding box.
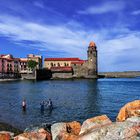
[33,1,45,9]
[131,10,140,15]
[98,32,140,71]
[78,1,125,15]
[0,14,140,72]
[0,15,90,57]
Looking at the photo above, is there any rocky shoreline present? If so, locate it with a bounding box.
[0,100,140,140]
[0,122,22,135]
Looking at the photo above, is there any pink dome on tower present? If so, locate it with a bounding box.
[89,41,96,47]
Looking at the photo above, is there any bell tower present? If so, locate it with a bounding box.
[87,41,98,77]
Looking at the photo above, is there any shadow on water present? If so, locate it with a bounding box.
[84,79,101,118]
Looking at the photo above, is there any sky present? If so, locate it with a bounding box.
[0,0,140,72]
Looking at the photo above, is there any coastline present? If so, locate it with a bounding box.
[0,100,140,139]
[0,78,22,82]
[0,122,22,135]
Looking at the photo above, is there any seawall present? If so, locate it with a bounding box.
[99,71,140,78]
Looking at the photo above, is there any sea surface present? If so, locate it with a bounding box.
[0,78,140,130]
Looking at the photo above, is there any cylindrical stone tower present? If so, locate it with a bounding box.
[87,41,98,77]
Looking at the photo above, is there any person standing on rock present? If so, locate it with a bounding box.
[22,99,26,111]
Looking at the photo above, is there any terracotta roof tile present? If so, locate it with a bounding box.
[44,58,81,61]
[71,60,85,64]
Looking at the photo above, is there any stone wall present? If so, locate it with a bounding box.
[52,72,73,79]
[72,62,98,78]
[21,72,36,80]
[99,71,140,78]
[72,66,88,78]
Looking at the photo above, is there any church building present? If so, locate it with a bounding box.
[44,41,98,79]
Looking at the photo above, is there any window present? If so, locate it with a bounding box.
[58,63,60,66]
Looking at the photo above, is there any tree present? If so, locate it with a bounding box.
[27,60,38,71]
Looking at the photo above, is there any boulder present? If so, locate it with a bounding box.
[57,132,78,140]
[51,121,81,140]
[14,128,51,140]
[24,123,51,133]
[80,115,112,135]
[78,116,140,140]
[117,100,140,122]
[0,131,14,140]
[51,122,66,140]
[67,121,81,135]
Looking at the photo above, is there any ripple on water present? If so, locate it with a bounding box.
[0,78,140,129]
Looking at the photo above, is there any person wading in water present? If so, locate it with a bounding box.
[22,99,26,111]
[40,101,45,112]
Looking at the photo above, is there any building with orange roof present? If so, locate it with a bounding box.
[44,41,98,78]
[0,53,43,78]
[0,54,20,78]
[19,54,42,74]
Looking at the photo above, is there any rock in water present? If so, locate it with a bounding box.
[117,100,140,122]
[51,121,81,140]
[78,116,140,140]
[51,122,66,140]
[66,121,81,135]
[80,115,112,135]
[0,131,14,140]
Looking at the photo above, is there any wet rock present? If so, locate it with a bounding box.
[51,121,81,140]
[78,116,140,140]
[80,115,112,135]
[14,128,52,140]
[0,131,14,140]
[117,100,140,122]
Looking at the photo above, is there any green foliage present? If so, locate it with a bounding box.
[27,60,38,70]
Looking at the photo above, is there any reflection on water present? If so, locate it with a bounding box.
[0,78,140,130]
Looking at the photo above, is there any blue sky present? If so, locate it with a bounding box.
[0,0,140,72]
